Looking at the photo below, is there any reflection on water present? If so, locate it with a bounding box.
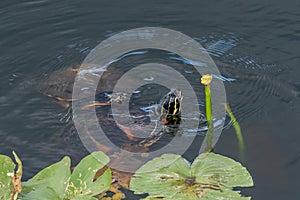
[0,0,299,199]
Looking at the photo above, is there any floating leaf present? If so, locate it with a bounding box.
[22,156,71,198]
[199,188,251,200]
[65,151,111,198]
[21,187,62,200]
[22,151,111,200]
[0,151,23,200]
[130,154,190,198]
[130,153,253,200]
[191,153,253,188]
[0,154,16,200]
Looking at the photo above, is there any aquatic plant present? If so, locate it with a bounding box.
[0,151,111,200]
[0,151,22,200]
[201,74,245,159]
[201,74,213,152]
[0,74,253,200]
[130,152,253,199]
[129,74,253,199]
[225,103,245,161]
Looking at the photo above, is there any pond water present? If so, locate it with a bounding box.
[0,0,299,199]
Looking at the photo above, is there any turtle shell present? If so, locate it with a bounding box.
[39,66,182,152]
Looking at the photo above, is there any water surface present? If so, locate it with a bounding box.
[0,0,299,199]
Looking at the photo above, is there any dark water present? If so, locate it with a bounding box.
[0,0,299,199]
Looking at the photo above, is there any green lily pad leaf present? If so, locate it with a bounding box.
[191,153,253,188]
[22,151,111,200]
[21,187,62,200]
[0,154,16,200]
[130,154,190,197]
[200,188,251,200]
[130,153,253,199]
[141,189,251,200]
[133,154,187,173]
[22,156,71,198]
[21,186,98,200]
[65,151,111,199]
[70,196,98,200]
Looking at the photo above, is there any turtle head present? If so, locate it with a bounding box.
[161,88,183,116]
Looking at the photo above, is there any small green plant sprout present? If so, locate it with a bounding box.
[0,151,22,200]
[129,153,253,199]
[21,151,112,200]
[225,103,245,161]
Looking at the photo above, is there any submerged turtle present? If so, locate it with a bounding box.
[39,66,184,198]
[39,65,183,153]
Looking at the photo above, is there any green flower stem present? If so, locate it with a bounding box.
[205,84,212,124]
[201,75,213,152]
[225,103,245,161]
[205,84,213,152]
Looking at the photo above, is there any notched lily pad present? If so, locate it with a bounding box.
[22,151,111,200]
[130,152,253,200]
[0,151,23,200]
[191,152,253,188]
[65,151,111,198]
[22,156,71,198]
[0,154,16,199]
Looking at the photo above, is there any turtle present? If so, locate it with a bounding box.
[39,65,183,151]
[39,65,184,198]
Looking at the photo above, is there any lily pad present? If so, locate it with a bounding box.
[65,151,111,198]
[0,154,16,199]
[22,156,71,198]
[0,151,23,200]
[130,152,253,199]
[22,151,111,200]
[191,153,253,188]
